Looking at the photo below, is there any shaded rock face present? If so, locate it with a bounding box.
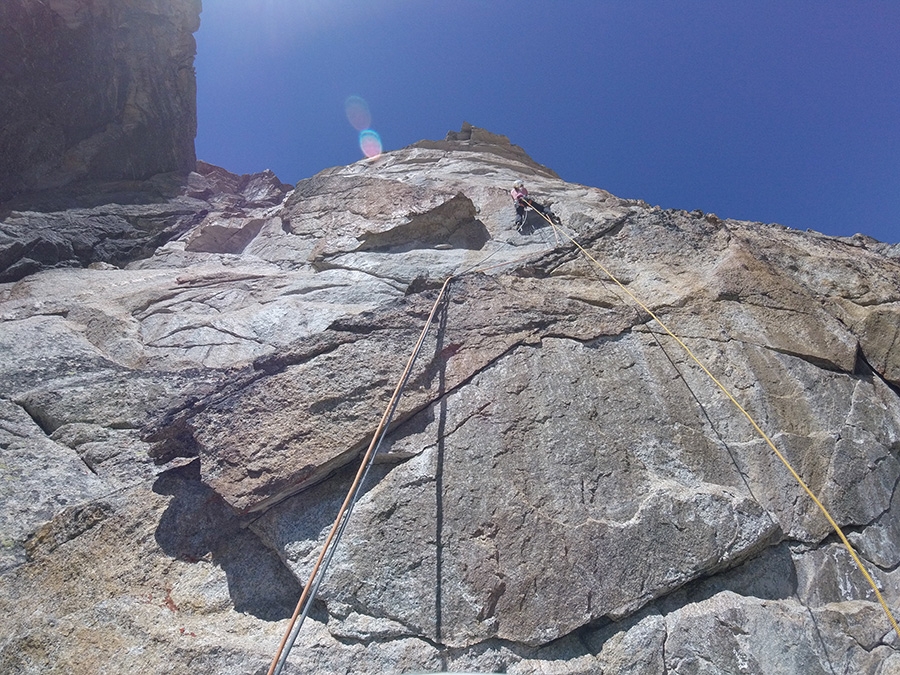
[2,127,900,673]
[0,164,293,283]
[0,0,201,202]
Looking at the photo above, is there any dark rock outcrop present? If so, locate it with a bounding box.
[0,164,293,283]
[0,0,201,202]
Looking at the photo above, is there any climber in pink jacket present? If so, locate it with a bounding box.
[510,180,560,232]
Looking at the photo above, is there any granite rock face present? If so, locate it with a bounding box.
[1,127,900,673]
[0,162,292,283]
[0,0,201,202]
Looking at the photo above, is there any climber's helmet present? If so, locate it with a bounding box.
[513,180,524,189]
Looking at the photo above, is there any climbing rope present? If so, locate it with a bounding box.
[268,201,898,671]
[267,211,558,672]
[267,276,455,675]
[532,209,900,640]
[521,197,561,246]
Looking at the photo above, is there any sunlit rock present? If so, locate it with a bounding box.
[2,119,899,673]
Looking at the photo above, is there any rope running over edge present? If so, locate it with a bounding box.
[267,276,455,674]
[532,207,900,641]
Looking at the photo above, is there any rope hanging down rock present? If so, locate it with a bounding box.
[267,276,455,675]
[533,208,900,641]
[270,205,898,672]
[267,211,559,672]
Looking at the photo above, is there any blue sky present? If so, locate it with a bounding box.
[195,1,899,244]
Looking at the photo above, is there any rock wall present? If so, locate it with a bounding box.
[0,0,201,202]
[1,128,900,673]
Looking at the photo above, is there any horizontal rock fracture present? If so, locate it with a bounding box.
[271,205,898,672]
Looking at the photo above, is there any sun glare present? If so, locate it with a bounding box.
[346,95,382,158]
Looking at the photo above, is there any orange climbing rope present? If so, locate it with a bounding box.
[533,209,900,641]
[267,222,561,672]
[267,276,455,675]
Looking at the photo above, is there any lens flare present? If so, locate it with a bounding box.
[345,95,383,158]
[359,129,382,158]
[344,95,371,131]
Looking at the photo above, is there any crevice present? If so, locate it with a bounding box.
[79,455,99,475]
[661,619,670,674]
[857,290,900,307]
[857,346,900,398]
[10,396,55,437]
[24,500,113,561]
[713,292,823,316]
[142,322,266,348]
[641,321,854,376]
[880,558,900,575]
[252,332,354,376]
[815,507,900,575]
[804,603,841,675]
[646,328,777,529]
[564,295,617,310]
[242,339,528,518]
[511,214,630,279]
[326,623,541,670]
[310,258,415,287]
[172,271,269,289]
[278,282,355,297]
[765,344,850,373]
[143,367,264,463]
[10,307,70,320]
[131,289,187,319]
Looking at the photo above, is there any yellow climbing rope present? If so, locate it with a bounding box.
[536,210,900,640]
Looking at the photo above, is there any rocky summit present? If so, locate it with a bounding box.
[1,119,900,674]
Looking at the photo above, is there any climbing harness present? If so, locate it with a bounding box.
[519,197,561,245]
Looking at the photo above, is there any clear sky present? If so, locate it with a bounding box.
[195,1,899,244]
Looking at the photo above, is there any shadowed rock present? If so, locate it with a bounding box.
[0,0,201,201]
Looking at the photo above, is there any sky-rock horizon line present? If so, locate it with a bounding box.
[194,1,900,244]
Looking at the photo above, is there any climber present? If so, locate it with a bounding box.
[509,180,560,232]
